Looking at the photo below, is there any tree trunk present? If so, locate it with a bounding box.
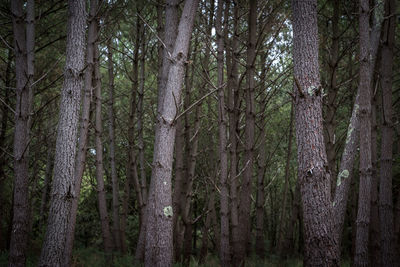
[107,37,122,252]
[38,1,86,265]
[354,0,373,265]
[378,0,396,265]
[237,0,257,263]
[277,103,294,255]
[93,45,114,254]
[144,1,199,265]
[226,0,240,262]
[64,0,98,263]
[324,0,340,195]
[292,0,339,265]
[9,0,31,265]
[215,1,230,265]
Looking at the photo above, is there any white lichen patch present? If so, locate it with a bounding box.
[345,126,354,144]
[163,206,173,218]
[163,181,167,185]
[307,85,317,96]
[336,169,350,187]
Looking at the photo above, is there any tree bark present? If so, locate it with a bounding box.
[378,0,396,265]
[107,37,122,252]
[292,0,339,265]
[144,0,199,265]
[215,1,230,265]
[237,0,257,264]
[354,0,373,265]
[9,0,31,265]
[277,103,294,255]
[93,44,114,254]
[64,0,98,263]
[39,1,86,265]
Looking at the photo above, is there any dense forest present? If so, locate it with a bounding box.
[0,0,399,266]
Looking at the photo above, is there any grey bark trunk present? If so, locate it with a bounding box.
[354,0,373,265]
[237,0,257,264]
[93,45,114,254]
[9,0,31,265]
[107,38,122,252]
[215,1,230,265]
[64,0,98,263]
[378,0,397,265]
[292,0,339,265]
[144,1,199,266]
[38,1,86,265]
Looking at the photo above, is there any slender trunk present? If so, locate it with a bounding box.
[277,103,294,255]
[215,1,230,265]
[369,83,380,266]
[332,6,382,256]
[64,0,98,263]
[39,1,86,265]
[354,0,373,265]
[144,1,199,265]
[379,0,396,265]
[226,1,241,260]
[107,38,122,252]
[9,1,30,265]
[237,0,257,263]
[93,45,114,254]
[292,0,339,265]
[325,0,340,195]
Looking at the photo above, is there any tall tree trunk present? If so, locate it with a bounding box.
[277,103,294,255]
[379,0,396,265]
[226,1,241,260]
[369,83,380,266]
[332,7,381,256]
[325,0,340,195]
[107,37,122,252]
[144,1,199,265]
[354,0,373,265]
[237,0,257,263]
[136,2,179,260]
[64,0,98,263]
[39,1,86,265]
[215,1,230,265]
[292,0,339,265]
[93,45,114,254]
[9,1,30,265]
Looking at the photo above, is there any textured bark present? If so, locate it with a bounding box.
[39,1,86,265]
[378,0,396,265]
[215,1,230,265]
[237,0,257,263]
[9,1,30,265]
[156,0,179,114]
[144,0,199,265]
[277,103,294,255]
[292,0,339,265]
[354,0,373,265]
[369,87,380,266]
[324,0,340,195]
[225,0,240,261]
[93,45,114,254]
[332,9,381,256]
[107,38,122,252]
[254,52,268,259]
[64,0,98,263]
